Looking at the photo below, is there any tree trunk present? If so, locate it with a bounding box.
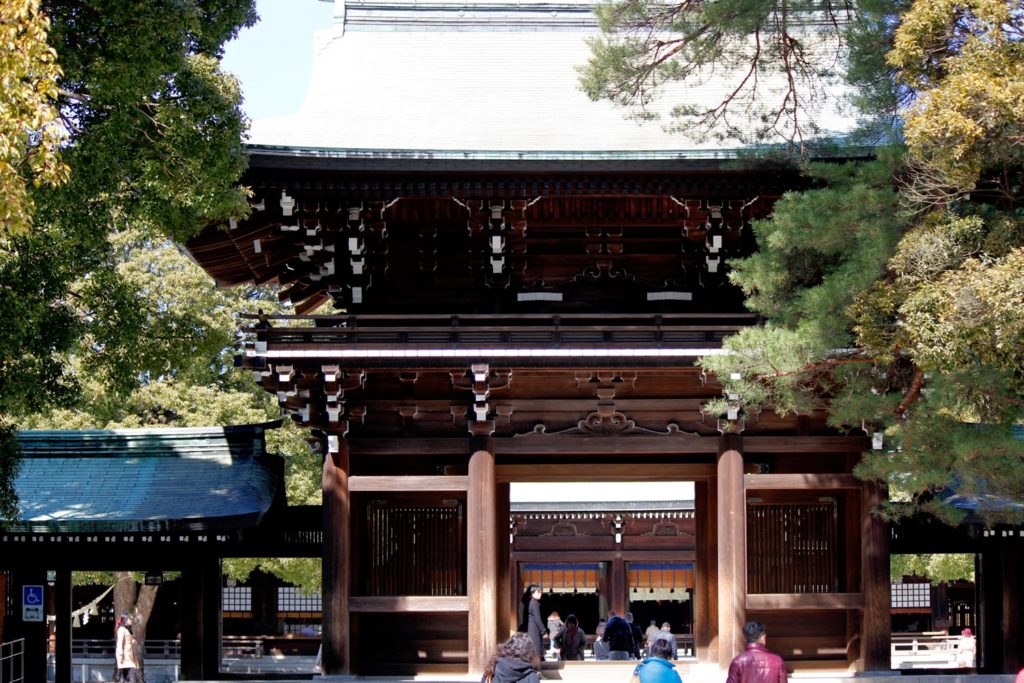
[113,572,160,683]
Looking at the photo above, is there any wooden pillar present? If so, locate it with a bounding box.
[860,480,890,672]
[180,551,221,680]
[496,482,513,639]
[54,568,72,683]
[979,545,1002,672]
[0,570,5,643]
[322,432,351,676]
[695,479,718,663]
[610,557,627,616]
[716,433,745,669]
[1002,540,1023,673]
[468,440,498,676]
[11,570,49,683]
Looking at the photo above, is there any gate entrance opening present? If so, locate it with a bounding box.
[510,481,697,660]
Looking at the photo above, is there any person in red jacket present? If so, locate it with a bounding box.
[726,621,788,683]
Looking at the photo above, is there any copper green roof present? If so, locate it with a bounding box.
[7,423,283,533]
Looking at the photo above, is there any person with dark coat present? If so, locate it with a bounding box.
[556,613,587,661]
[603,610,634,660]
[525,585,546,660]
[482,632,541,683]
[625,612,645,659]
[726,621,788,683]
[632,632,683,683]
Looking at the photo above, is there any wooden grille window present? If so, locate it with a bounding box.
[363,500,465,596]
[278,586,322,612]
[747,501,839,593]
[891,582,930,609]
[222,586,252,612]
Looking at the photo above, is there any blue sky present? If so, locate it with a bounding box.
[222,0,335,121]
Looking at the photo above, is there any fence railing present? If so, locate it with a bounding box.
[891,633,973,669]
[0,639,25,683]
[72,639,181,659]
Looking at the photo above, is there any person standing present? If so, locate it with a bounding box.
[632,632,683,683]
[525,585,546,663]
[644,620,661,656]
[956,628,975,668]
[557,614,587,661]
[114,612,139,683]
[593,620,609,660]
[625,612,644,659]
[726,621,787,683]
[603,611,634,660]
[546,611,564,660]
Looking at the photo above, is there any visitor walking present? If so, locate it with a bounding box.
[114,612,139,683]
[726,621,787,683]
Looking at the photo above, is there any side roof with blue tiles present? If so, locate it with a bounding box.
[7,422,284,532]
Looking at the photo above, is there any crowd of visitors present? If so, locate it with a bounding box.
[492,587,793,683]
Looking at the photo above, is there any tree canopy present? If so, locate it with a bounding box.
[586,0,1024,525]
[0,0,257,519]
[0,1,325,609]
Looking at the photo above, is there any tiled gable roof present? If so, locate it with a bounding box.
[248,0,859,155]
[7,423,283,532]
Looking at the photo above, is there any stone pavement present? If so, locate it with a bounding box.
[187,672,1017,683]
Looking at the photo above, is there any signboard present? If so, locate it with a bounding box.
[22,585,44,622]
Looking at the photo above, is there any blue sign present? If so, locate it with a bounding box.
[22,585,44,622]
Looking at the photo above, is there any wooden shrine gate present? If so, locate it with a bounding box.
[185,155,899,677]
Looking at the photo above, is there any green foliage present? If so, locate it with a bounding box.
[224,559,322,596]
[588,0,1024,525]
[0,0,68,237]
[699,157,906,418]
[891,554,975,584]
[888,0,1024,199]
[0,0,258,516]
[0,420,21,520]
[702,159,1024,524]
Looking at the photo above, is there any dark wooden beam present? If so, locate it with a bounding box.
[348,475,469,492]
[498,436,719,456]
[743,436,869,453]
[349,438,469,456]
[496,463,718,483]
[348,596,470,612]
[745,592,864,610]
[744,473,862,490]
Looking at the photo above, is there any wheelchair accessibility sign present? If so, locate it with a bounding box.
[23,585,44,622]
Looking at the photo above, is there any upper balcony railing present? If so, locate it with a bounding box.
[241,312,760,350]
